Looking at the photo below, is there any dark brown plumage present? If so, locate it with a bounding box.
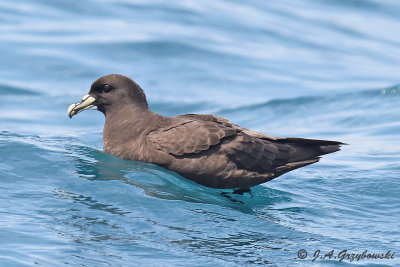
[68,74,344,190]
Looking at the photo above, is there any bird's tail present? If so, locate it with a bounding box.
[272,137,345,177]
[282,137,345,155]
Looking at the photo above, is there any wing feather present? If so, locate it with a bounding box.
[147,119,237,156]
[174,114,287,173]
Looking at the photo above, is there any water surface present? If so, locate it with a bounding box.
[0,0,399,266]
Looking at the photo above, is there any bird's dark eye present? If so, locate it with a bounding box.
[100,84,114,93]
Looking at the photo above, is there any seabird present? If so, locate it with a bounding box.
[68,74,344,191]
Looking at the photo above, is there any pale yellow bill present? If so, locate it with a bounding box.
[68,94,96,118]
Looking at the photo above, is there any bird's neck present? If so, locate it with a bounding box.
[102,105,169,158]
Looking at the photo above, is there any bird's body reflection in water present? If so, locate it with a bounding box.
[56,142,301,265]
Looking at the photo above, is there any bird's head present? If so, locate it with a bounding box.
[68,74,148,118]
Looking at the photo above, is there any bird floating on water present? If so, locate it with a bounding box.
[68,74,344,192]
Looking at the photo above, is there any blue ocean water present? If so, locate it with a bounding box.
[0,0,399,266]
